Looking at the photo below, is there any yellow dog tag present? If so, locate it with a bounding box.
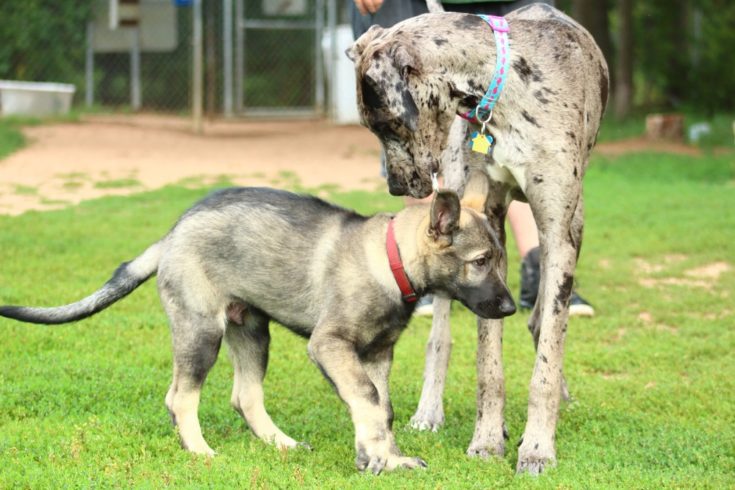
[470,131,493,155]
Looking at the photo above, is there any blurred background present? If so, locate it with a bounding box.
[0,0,733,134]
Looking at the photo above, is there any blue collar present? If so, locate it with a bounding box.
[460,15,510,124]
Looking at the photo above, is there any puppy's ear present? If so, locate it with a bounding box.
[460,170,490,213]
[346,25,384,62]
[429,190,461,244]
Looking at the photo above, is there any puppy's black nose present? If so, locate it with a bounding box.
[498,295,516,317]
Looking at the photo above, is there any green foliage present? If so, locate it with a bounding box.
[0,119,26,160]
[0,152,734,487]
[0,0,92,88]
[632,0,735,112]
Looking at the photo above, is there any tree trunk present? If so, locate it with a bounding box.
[614,0,633,119]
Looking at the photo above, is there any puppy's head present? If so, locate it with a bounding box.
[422,188,515,319]
[348,24,457,199]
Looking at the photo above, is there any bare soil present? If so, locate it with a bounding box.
[0,113,711,215]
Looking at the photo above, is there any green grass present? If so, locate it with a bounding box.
[0,119,26,160]
[94,178,143,190]
[0,152,734,488]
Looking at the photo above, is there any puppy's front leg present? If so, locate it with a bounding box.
[308,330,426,474]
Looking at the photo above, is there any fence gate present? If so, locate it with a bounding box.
[236,0,324,116]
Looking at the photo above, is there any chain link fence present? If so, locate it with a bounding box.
[1,0,351,118]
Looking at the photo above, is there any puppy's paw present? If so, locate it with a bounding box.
[516,436,556,476]
[363,455,428,475]
[356,445,427,475]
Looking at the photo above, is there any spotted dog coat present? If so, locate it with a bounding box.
[348,3,609,475]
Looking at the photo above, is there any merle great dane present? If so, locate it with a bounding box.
[347,3,608,475]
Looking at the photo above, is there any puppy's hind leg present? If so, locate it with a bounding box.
[225,306,302,450]
[162,295,224,455]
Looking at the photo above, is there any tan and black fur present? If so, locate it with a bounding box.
[0,185,514,474]
[348,4,609,475]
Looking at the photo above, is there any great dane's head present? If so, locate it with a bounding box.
[422,179,515,319]
[347,24,459,199]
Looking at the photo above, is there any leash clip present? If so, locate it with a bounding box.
[476,106,493,132]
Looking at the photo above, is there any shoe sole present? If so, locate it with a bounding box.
[569,303,595,317]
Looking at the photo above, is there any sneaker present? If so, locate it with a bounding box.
[519,246,595,317]
[569,291,595,317]
[413,295,434,317]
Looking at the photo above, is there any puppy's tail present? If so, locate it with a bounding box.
[0,242,162,325]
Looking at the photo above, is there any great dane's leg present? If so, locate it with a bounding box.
[225,309,301,449]
[410,117,468,432]
[161,288,223,455]
[516,181,582,475]
[467,182,510,458]
[410,297,452,431]
[308,328,426,474]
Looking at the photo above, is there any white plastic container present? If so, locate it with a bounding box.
[322,25,360,125]
[0,80,76,117]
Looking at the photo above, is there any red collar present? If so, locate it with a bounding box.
[386,218,418,303]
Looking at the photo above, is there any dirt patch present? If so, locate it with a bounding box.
[0,114,384,215]
[0,114,720,216]
[634,256,731,291]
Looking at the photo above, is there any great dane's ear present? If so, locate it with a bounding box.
[391,43,421,80]
[387,43,421,131]
[460,170,490,213]
[346,25,384,62]
[429,190,461,243]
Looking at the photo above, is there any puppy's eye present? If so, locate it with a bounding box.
[473,257,487,267]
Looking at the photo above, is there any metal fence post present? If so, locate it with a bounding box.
[192,0,203,132]
[130,27,142,110]
[86,21,95,108]
[222,0,233,117]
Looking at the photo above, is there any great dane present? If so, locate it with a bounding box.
[348,3,608,474]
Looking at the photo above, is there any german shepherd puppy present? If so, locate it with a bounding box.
[0,183,515,474]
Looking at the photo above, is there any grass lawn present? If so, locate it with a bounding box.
[0,150,733,488]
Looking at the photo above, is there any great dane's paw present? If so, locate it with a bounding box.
[516,437,556,476]
[466,423,508,458]
[409,408,444,432]
[466,438,505,459]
